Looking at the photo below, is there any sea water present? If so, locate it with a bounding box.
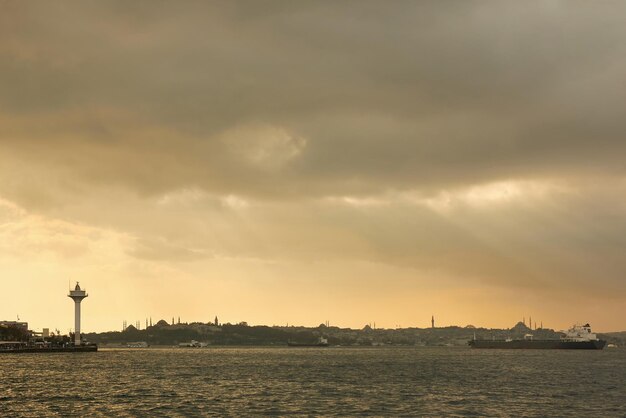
[1,346,625,416]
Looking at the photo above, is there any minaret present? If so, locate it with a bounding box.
[68,282,88,346]
[431,315,435,329]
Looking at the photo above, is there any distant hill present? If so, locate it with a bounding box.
[598,331,626,346]
[84,321,563,347]
[86,322,320,346]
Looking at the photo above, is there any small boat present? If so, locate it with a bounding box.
[287,336,329,347]
[127,341,149,348]
[178,340,208,348]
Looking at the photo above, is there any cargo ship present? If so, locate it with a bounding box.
[469,324,606,349]
[287,336,329,347]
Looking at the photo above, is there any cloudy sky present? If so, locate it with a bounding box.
[1,1,625,332]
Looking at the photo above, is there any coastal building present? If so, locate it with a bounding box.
[0,321,29,341]
[0,321,28,330]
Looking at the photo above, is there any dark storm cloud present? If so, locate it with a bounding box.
[1,0,626,307]
[3,2,626,333]
[2,1,626,201]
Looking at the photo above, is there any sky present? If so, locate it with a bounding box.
[1,1,626,333]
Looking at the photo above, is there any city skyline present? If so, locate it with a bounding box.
[4,280,620,334]
[2,2,626,333]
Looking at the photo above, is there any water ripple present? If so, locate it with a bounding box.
[1,347,625,416]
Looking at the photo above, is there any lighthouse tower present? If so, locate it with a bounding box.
[68,282,88,346]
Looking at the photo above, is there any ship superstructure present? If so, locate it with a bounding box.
[561,323,599,342]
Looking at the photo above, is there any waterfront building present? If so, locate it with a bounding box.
[0,321,30,341]
[0,321,28,330]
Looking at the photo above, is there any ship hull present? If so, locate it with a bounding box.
[469,339,606,349]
